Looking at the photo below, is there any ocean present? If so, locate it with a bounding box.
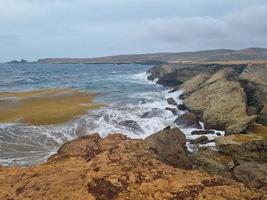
[0,63,220,166]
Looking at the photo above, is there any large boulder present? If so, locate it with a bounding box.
[181,68,255,134]
[239,64,267,126]
[234,162,267,189]
[145,127,192,169]
[174,113,202,129]
[215,124,267,162]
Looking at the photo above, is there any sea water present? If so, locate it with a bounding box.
[0,63,222,166]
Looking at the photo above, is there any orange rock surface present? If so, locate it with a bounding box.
[0,134,265,200]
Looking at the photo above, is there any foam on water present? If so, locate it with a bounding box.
[0,65,224,166]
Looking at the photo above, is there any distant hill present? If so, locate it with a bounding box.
[35,47,267,64]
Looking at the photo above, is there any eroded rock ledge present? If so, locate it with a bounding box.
[0,128,265,200]
[148,63,267,134]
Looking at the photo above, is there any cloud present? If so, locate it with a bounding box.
[144,4,267,50]
[0,0,266,61]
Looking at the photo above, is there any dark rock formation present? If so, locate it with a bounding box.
[191,130,215,135]
[190,136,209,144]
[239,64,267,126]
[165,107,179,115]
[174,113,202,129]
[167,97,178,106]
[118,120,143,134]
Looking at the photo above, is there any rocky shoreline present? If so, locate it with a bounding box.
[0,62,267,199]
[147,62,267,193]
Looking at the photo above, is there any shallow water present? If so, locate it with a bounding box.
[0,63,222,166]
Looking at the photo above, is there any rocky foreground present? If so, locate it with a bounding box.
[0,128,266,200]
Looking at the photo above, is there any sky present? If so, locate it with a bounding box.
[0,0,267,62]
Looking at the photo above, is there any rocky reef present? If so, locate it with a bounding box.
[0,128,265,200]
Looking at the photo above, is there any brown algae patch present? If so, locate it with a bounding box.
[0,88,101,125]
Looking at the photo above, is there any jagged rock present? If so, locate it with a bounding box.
[118,120,143,133]
[165,107,179,115]
[177,104,187,111]
[194,147,235,175]
[191,130,215,135]
[145,127,192,169]
[239,64,267,126]
[167,97,178,106]
[174,113,202,129]
[181,68,254,134]
[190,136,209,144]
[0,134,265,199]
[233,162,267,189]
[215,124,267,162]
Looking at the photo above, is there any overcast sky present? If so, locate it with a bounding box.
[0,0,267,62]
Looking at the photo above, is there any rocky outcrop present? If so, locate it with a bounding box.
[0,133,265,200]
[239,64,267,126]
[215,124,267,162]
[145,127,192,169]
[181,68,255,134]
[194,147,235,176]
[147,63,267,135]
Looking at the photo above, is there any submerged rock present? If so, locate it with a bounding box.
[0,133,265,200]
[145,127,192,169]
[174,113,202,129]
[165,107,179,115]
[118,120,143,133]
[167,97,178,106]
[141,108,163,118]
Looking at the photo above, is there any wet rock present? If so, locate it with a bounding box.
[145,127,192,169]
[190,136,209,144]
[194,147,235,175]
[167,97,178,106]
[191,130,215,135]
[215,124,267,162]
[0,133,265,199]
[174,113,202,129]
[141,108,163,118]
[118,120,143,133]
[181,68,254,134]
[177,104,187,111]
[165,107,179,115]
[233,162,267,189]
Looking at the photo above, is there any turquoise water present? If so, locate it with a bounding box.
[0,63,183,166]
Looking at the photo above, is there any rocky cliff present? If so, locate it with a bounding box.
[0,128,265,200]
